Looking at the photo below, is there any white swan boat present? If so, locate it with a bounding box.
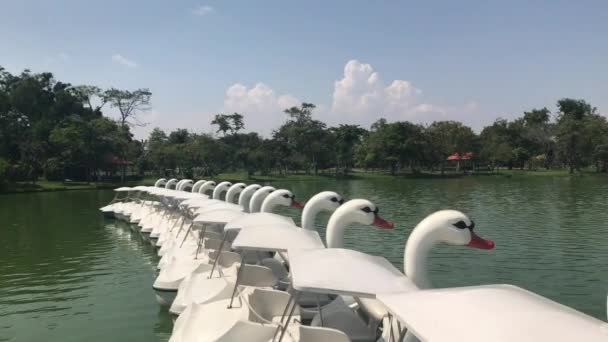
[377,284,608,342]
[169,191,344,316]
[168,198,394,342]
[153,188,303,307]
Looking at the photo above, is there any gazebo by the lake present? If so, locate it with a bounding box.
[447,152,473,172]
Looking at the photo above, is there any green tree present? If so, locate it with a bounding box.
[555,99,597,173]
[105,88,152,127]
[274,103,330,175]
[211,113,245,136]
[331,124,367,176]
[479,119,514,171]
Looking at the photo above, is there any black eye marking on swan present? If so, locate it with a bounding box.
[282,194,290,198]
[330,197,338,202]
[453,220,468,229]
[361,207,380,215]
[240,185,246,189]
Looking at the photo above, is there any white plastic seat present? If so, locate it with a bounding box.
[299,326,351,342]
[247,288,297,324]
[215,320,278,342]
[239,265,278,288]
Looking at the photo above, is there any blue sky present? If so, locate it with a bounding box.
[2,0,607,138]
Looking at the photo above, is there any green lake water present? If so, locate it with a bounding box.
[1,176,607,341]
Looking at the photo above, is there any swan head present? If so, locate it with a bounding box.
[250,186,276,213]
[198,181,216,195]
[191,180,206,193]
[263,189,304,210]
[165,178,179,189]
[154,178,167,188]
[326,199,393,248]
[332,199,394,228]
[306,191,345,212]
[238,184,262,212]
[414,210,494,249]
[215,181,232,193]
[225,183,247,203]
[229,183,247,193]
[240,184,261,199]
[178,179,193,191]
[404,210,494,289]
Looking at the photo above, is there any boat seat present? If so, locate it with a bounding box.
[239,265,278,288]
[215,320,278,342]
[216,251,242,268]
[203,238,231,251]
[311,297,376,342]
[247,288,298,324]
[299,326,352,342]
[260,256,289,284]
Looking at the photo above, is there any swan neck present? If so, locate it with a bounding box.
[200,184,213,195]
[301,202,322,230]
[238,193,252,212]
[404,227,437,289]
[250,194,267,213]
[225,188,240,203]
[212,188,223,200]
[326,213,350,248]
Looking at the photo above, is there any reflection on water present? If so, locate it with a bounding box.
[0,176,607,341]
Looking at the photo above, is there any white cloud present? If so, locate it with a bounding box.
[222,82,300,135]
[207,60,480,137]
[192,5,214,16]
[330,59,478,128]
[111,54,138,68]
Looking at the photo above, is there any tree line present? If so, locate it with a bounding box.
[148,100,608,178]
[1,67,607,189]
[0,67,150,186]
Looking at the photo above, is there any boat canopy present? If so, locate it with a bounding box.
[195,202,242,213]
[193,209,245,225]
[179,197,210,207]
[165,192,199,200]
[232,225,324,252]
[289,248,415,298]
[377,284,608,342]
[224,213,295,231]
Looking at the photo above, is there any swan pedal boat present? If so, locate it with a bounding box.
[377,284,608,342]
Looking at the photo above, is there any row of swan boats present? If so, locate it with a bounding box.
[100,178,608,342]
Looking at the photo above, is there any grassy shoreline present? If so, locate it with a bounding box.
[2,169,605,194]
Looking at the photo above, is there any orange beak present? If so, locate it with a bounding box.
[290,200,304,209]
[373,215,394,229]
[467,231,495,249]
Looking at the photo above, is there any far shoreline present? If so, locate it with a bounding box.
[2,168,606,195]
